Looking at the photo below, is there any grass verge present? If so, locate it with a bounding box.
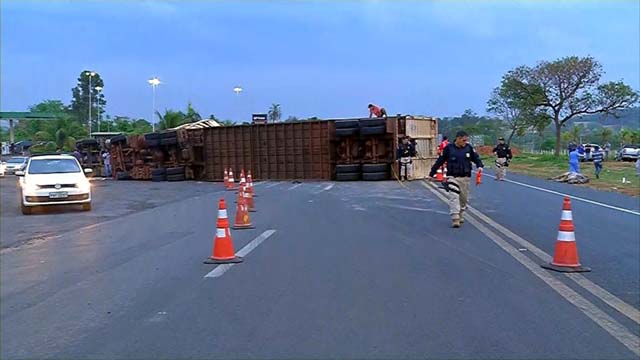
[495,153,640,197]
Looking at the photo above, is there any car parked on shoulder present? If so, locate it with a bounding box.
[0,161,6,177]
[578,144,601,162]
[4,156,28,174]
[16,154,93,215]
[616,144,640,161]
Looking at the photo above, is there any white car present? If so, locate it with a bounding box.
[16,154,92,215]
[4,156,28,174]
[616,144,640,161]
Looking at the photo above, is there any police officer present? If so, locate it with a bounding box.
[429,130,484,228]
[397,136,417,181]
[492,137,513,181]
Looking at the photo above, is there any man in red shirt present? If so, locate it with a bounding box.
[368,103,388,118]
[438,136,449,155]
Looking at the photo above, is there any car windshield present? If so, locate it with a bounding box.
[7,158,26,163]
[28,159,81,174]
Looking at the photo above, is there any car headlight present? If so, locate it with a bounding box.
[78,181,91,193]
[21,182,39,194]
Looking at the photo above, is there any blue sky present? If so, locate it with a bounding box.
[2,0,639,122]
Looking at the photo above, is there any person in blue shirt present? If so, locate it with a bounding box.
[569,146,580,174]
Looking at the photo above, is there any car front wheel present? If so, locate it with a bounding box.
[21,202,32,215]
[82,202,92,211]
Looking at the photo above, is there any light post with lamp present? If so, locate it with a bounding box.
[85,71,96,136]
[94,86,103,132]
[148,77,161,132]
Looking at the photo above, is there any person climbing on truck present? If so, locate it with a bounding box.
[368,103,388,118]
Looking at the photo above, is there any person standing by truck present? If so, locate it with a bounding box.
[102,150,112,178]
[396,136,417,181]
[492,137,513,181]
[429,130,484,228]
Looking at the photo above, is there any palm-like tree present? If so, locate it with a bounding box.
[156,110,187,130]
[184,101,202,123]
[268,103,281,123]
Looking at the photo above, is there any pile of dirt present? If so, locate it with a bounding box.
[476,145,521,156]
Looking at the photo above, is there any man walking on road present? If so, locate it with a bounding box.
[593,147,604,179]
[492,137,513,181]
[429,130,484,228]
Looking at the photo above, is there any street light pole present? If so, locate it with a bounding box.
[95,86,103,132]
[148,77,161,132]
[85,71,96,137]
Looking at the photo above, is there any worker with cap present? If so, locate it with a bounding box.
[368,103,388,118]
[492,136,513,181]
[396,136,417,181]
[429,130,484,228]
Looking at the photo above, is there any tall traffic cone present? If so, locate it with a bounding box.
[204,199,243,264]
[245,184,256,212]
[223,168,229,187]
[232,185,255,230]
[238,170,246,191]
[227,168,235,190]
[443,166,448,179]
[435,168,444,182]
[247,170,256,197]
[541,197,590,272]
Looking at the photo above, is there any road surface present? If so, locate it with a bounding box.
[1,174,639,359]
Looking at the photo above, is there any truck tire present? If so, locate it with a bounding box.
[167,174,186,182]
[336,172,360,181]
[362,171,389,181]
[80,139,99,146]
[146,139,160,147]
[359,118,386,127]
[362,163,389,173]
[161,131,177,139]
[116,171,131,180]
[110,135,127,144]
[336,128,358,137]
[144,133,161,141]
[335,120,359,129]
[166,167,185,176]
[336,164,361,173]
[360,125,386,136]
[151,168,167,176]
[160,137,178,146]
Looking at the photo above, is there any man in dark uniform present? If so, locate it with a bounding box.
[396,136,417,181]
[429,130,484,228]
[492,137,513,181]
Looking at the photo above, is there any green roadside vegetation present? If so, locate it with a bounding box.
[503,153,639,197]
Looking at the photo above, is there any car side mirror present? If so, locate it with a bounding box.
[84,168,93,174]
[15,171,25,176]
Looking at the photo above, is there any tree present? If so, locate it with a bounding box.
[599,127,613,144]
[19,100,86,150]
[500,56,639,155]
[268,103,281,123]
[620,129,640,145]
[156,110,186,130]
[487,78,551,145]
[284,116,299,122]
[70,71,106,132]
[184,101,202,123]
[220,120,235,126]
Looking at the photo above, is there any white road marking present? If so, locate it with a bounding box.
[385,204,449,214]
[265,182,284,188]
[204,230,276,278]
[423,182,640,355]
[422,181,640,325]
[323,184,334,192]
[483,172,640,216]
[288,183,303,190]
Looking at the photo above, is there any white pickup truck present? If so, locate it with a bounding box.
[616,144,640,161]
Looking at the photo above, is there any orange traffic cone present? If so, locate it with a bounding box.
[227,168,235,190]
[435,168,444,182]
[541,197,590,272]
[245,185,256,212]
[443,167,448,179]
[232,185,255,230]
[204,199,243,264]
[238,170,246,191]
[223,168,229,187]
[247,170,256,197]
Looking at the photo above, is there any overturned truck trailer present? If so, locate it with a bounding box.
[194,115,437,181]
